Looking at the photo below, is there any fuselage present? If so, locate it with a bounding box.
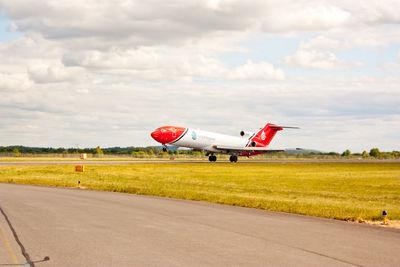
[174,128,249,153]
[151,123,297,162]
[151,126,260,155]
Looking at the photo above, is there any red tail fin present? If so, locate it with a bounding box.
[249,123,282,147]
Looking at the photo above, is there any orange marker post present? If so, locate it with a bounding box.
[75,165,85,172]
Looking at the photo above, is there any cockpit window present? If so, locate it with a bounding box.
[154,128,166,132]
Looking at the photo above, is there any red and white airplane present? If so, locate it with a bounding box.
[151,123,299,162]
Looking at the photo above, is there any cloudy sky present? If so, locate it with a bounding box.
[0,0,399,152]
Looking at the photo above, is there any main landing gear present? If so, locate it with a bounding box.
[208,154,238,162]
[229,155,238,163]
[162,144,168,152]
[208,155,217,162]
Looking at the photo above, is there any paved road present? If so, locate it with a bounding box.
[0,184,399,266]
[1,160,399,165]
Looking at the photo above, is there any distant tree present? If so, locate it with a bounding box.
[362,151,369,158]
[94,146,104,155]
[12,148,21,157]
[137,151,147,158]
[148,149,155,157]
[158,151,168,157]
[342,149,351,157]
[369,148,380,158]
[380,153,391,159]
[327,152,340,156]
[391,151,400,158]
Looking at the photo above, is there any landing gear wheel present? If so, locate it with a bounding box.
[230,155,238,162]
[162,145,168,152]
[209,155,217,162]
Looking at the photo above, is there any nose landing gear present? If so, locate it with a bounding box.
[229,155,238,162]
[208,155,217,162]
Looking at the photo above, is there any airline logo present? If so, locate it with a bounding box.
[261,131,266,141]
[192,131,197,140]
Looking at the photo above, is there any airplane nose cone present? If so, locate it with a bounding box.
[151,126,187,144]
[151,131,161,142]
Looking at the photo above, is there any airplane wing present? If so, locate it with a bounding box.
[213,145,302,153]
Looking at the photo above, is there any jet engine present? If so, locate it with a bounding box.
[240,131,253,137]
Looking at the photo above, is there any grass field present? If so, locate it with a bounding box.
[0,163,399,222]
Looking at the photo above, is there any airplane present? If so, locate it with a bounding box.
[150,123,299,162]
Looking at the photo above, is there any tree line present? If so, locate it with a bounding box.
[0,145,163,155]
[0,145,398,159]
[0,145,201,157]
[340,148,399,159]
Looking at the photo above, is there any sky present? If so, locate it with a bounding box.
[0,0,399,152]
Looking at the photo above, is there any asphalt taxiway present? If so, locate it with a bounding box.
[0,183,399,266]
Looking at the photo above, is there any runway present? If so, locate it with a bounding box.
[0,184,399,266]
[1,159,399,165]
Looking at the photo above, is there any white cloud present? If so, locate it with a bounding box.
[61,48,284,81]
[2,0,400,46]
[342,0,400,24]
[0,0,399,152]
[0,73,32,91]
[300,36,351,51]
[262,2,351,32]
[299,29,396,53]
[0,0,261,47]
[282,49,363,70]
[228,60,285,80]
[1,75,398,152]
[377,62,400,74]
[62,48,226,81]
[27,64,88,83]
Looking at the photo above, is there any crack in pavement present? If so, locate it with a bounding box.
[0,206,34,267]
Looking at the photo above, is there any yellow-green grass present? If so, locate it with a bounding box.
[1,163,399,221]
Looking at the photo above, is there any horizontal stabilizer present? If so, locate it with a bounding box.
[269,125,300,129]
